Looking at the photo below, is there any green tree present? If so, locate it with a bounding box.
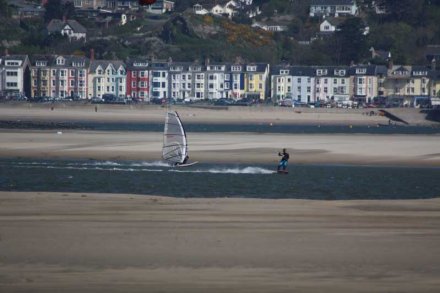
[375,0,426,25]
[0,0,11,18]
[44,0,76,23]
[333,17,368,64]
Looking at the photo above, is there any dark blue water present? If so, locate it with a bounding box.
[2,119,440,134]
[1,159,439,200]
[66,122,440,134]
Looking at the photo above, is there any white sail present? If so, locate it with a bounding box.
[162,111,188,165]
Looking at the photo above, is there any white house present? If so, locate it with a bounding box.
[1,55,30,98]
[319,18,342,33]
[193,4,209,15]
[47,19,87,42]
[252,22,287,32]
[315,67,351,102]
[211,3,237,18]
[310,0,358,17]
[145,0,174,14]
[271,66,317,103]
[206,63,227,99]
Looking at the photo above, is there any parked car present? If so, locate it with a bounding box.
[279,99,293,107]
[231,97,255,106]
[91,97,103,104]
[150,97,165,105]
[214,98,234,106]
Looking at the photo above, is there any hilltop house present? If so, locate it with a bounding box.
[252,22,287,32]
[145,0,174,14]
[309,0,358,18]
[319,18,343,34]
[47,19,87,42]
[72,0,106,9]
[193,0,259,18]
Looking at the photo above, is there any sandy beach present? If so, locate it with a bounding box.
[0,104,439,292]
[0,191,440,292]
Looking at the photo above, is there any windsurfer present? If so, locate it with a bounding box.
[174,155,189,166]
[277,148,289,172]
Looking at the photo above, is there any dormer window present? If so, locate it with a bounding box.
[6,61,20,66]
[316,69,327,76]
[189,66,201,71]
[356,68,366,74]
[134,62,148,67]
[56,58,65,65]
[36,61,47,67]
[280,70,289,75]
[231,66,241,72]
[247,65,257,71]
[334,69,346,76]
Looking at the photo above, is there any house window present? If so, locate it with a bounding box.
[6,71,18,76]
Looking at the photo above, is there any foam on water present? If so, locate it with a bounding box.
[171,166,275,174]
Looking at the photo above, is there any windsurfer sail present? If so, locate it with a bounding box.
[162,111,189,166]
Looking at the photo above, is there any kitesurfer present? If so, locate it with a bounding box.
[277,148,289,172]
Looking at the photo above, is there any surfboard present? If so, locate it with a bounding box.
[175,161,199,168]
[277,170,288,174]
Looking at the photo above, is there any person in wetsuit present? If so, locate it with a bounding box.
[174,155,189,166]
[277,148,289,171]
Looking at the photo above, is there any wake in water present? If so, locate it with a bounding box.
[12,160,275,175]
[170,166,275,174]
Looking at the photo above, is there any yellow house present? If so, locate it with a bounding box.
[30,56,52,98]
[243,63,269,100]
[383,65,431,106]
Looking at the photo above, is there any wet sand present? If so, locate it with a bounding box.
[0,191,439,293]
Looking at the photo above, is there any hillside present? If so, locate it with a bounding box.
[1,0,440,65]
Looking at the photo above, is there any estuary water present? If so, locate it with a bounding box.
[1,159,439,200]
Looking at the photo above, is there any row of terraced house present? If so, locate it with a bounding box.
[1,54,440,105]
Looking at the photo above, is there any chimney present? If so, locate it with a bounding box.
[63,15,67,23]
[432,58,437,71]
[90,48,95,62]
[4,48,9,56]
[205,57,210,66]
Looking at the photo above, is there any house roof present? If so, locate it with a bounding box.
[348,65,387,75]
[322,17,344,26]
[2,55,28,63]
[89,60,125,71]
[30,55,89,67]
[126,59,149,70]
[311,0,355,5]
[47,19,87,34]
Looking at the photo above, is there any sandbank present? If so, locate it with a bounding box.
[0,191,439,292]
[0,129,439,166]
